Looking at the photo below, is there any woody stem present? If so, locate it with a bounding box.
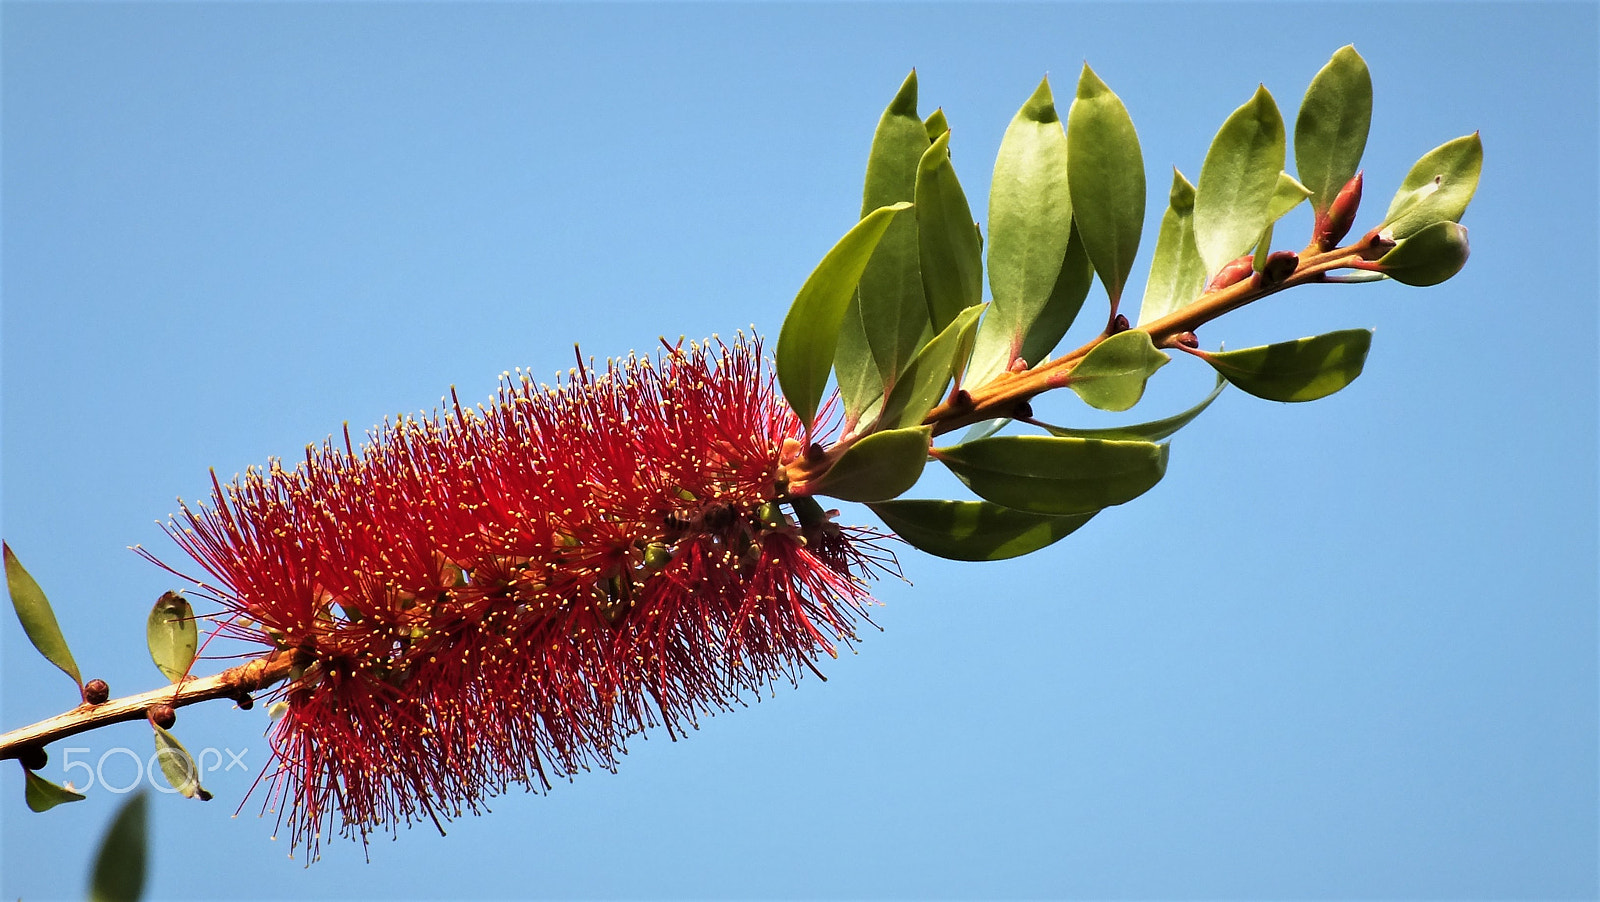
[0,652,293,761]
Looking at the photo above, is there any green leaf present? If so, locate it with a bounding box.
[146,591,197,684]
[1295,45,1373,214]
[833,293,884,430]
[1137,168,1204,325]
[1268,171,1313,223]
[1194,85,1286,279]
[868,499,1096,562]
[152,724,211,801]
[89,792,148,902]
[1067,330,1170,412]
[857,70,933,393]
[915,130,983,332]
[777,202,913,430]
[1377,220,1470,286]
[935,435,1168,515]
[960,417,1010,444]
[1382,133,1483,239]
[4,542,82,692]
[970,222,1094,387]
[1202,329,1373,402]
[1041,373,1226,442]
[1067,64,1145,306]
[985,76,1076,356]
[923,108,948,141]
[805,425,931,503]
[24,768,86,812]
[878,304,985,431]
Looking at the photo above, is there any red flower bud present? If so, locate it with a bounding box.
[84,678,110,705]
[18,745,47,771]
[149,703,177,729]
[1206,255,1256,292]
[1260,250,1300,287]
[1314,171,1363,251]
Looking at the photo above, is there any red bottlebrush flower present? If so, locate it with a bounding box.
[153,336,894,858]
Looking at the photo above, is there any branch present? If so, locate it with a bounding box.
[0,652,292,761]
[780,234,1387,488]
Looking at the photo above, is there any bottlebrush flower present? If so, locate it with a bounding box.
[152,336,895,858]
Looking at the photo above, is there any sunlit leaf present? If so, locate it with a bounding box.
[90,792,147,902]
[833,293,883,430]
[857,70,933,393]
[878,304,985,431]
[1202,329,1372,402]
[146,591,197,684]
[152,724,211,801]
[24,768,86,813]
[1138,168,1204,325]
[868,499,1096,561]
[1194,85,1286,278]
[1377,221,1470,286]
[923,108,948,141]
[806,425,931,503]
[916,131,983,332]
[984,76,1077,363]
[1382,133,1483,239]
[1067,64,1144,306]
[935,435,1168,515]
[1040,373,1226,442]
[970,223,1094,387]
[777,202,913,430]
[1295,45,1373,214]
[1268,171,1313,223]
[1067,330,1170,412]
[4,542,82,692]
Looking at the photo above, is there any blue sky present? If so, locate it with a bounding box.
[3,3,1596,899]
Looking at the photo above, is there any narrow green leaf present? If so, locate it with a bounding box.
[857,70,933,392]
[152,724,211,801]
[986,77,1076,356]
[1268,171,1313,223]
[1295,45,1373,214]
[970,221,1094,387]
[868,499,1096,562]
[935,435,1168,515]
[1252,220,1275,272]
[89,792,148,902]
[146,591,197,684]
[805,425,931,503]
[4,542,82,692]
[916,130,983,332]
[878,304,985,431]
[777,202,913,430]
[24,768,86,812]
[1067,330,1170,412]
[1041,373,1226,442]
[960,418,1010,444]
[1194,85,1287,278]
[1202,329,1372,402]
[923,108,948,142]
[1382,133,1483,239]
[833,293,884,430]
[1067,64,1145,305]
[1137,168,1204,325]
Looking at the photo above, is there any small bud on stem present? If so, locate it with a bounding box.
[149,704,176,729]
